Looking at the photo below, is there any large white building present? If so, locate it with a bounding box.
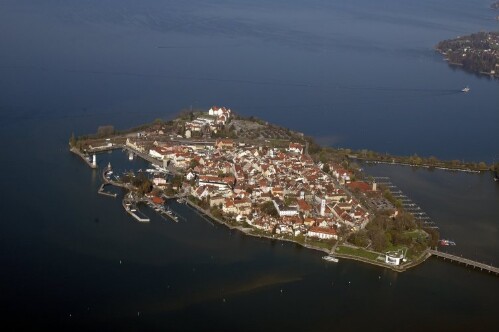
[307,227,338,240]
[272,199,299,217]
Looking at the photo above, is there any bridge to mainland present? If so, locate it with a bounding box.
[429,250,499,276]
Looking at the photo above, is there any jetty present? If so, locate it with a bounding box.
[123,196,150,223]
[98,183,117,198]
[429,250,499,276]
[70,146,97,169]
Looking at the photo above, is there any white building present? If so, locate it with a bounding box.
[272,199,299,217]
[385,249,405,266]
[307,227,338,240]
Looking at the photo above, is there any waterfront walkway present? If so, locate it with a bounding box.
[429,250,499,275]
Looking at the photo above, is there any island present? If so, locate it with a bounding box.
[69,106,454,273]
[70,107,499,275]
[435,31,499,77]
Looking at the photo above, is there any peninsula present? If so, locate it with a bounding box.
[435,31,499,77]
[69,107,497,274]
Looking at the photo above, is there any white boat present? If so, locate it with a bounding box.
[461,86,470,93]
[322,255,339,263]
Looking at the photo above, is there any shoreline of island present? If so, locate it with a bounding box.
[435,31,499,78]
[69,107,498,275]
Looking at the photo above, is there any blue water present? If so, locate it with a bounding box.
[0,0,498,330]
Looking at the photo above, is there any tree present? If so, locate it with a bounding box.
[322,163,330,173]
[210,206,223,219]
[97,125,115,137]
[423,227,440,248]
[348,230,369,247]
[69,132,76,147]
[261,201,279,218]
[393,211,416,231]
[190,159,199,169]
[370,229,388,252]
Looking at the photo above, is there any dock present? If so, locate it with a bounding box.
[70,147,97,169]
[373,176,438,229]
[122,198,150,223]
[98,183,117,198]
[429,250,499,276]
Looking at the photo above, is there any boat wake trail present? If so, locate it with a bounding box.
[0,65,465,95]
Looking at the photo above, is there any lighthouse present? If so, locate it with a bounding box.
[92,154,97,167]
[372,181,377,191]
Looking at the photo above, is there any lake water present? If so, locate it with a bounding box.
[0,0,497,330]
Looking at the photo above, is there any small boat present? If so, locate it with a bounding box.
[461,86,470,93]
[322,255,339,263]
[439,239,456,246]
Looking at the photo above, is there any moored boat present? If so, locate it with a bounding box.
[322,255,339,262]
[439,239,456,246]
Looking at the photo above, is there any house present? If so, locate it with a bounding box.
[210,195,226,208]
[222,198,238,214]
[288,142,304,154]
[126,138,146,153]
[272,199,299,217]
[234,197,251,209]
[153,177,167,186]
[198,175,232,190]
[216,139,234,150]
[296,199,312,216]
[152,196,164,205]
[209,106,232,118]
[307,227,338,240]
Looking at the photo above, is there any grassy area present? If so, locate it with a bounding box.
[306,239,335,250]
[335,245,381,261]
[405,229,428,240]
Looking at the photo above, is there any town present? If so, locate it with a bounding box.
[436,31,499,77]
[71,106,445,271]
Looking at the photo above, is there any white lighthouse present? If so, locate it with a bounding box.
[92,154,97,167]
[372,181,377,191]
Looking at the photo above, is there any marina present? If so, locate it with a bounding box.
[123,195,150,223]
[372,177,438,229]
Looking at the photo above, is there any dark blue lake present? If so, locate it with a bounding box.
[0,0,497,330]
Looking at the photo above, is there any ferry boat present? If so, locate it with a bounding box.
[461,86,470,93]
[322,255,339,263]
[439,239,456,246]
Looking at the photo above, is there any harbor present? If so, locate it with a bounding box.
[372,176,439,229]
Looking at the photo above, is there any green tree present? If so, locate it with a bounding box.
[261,201,279,218]
[69,132,76,147]
[370,229,388,252]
